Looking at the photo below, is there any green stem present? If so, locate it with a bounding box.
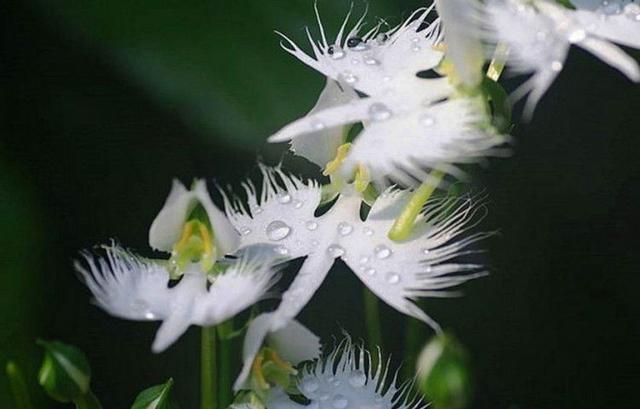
[388,170,445,241]
[364,288,382,357]
[201,326,217,409]
[74,391,102,409]
[402,317,426,380]
[217,319,234,409]
[5,361,34,409]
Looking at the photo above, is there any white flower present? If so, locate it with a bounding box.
[268,4,507,186]
[225,166,490,388]
[77,246,278,352]
[481,0,640,116]
[77,180,276,352]
[265,338,426,409]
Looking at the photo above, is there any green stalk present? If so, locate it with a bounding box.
[201,326,217,409]
[217,319,234,409]
[364,288,383,357]
[388,170,445,241]
[402,317,426,380]
[74,391,102,409]
[5,361,34,409]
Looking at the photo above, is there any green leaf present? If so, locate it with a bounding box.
[131,378,179,409]
[416,333,473,409]
[37,340,91,403]
[5,361,34,409]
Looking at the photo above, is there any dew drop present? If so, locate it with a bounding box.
[301,378,319,393]
[328,45,346,59]
[568,29,586,43]
[359,256,370,264]
[252,205,263,214]
[311,120,326,131]
[423,248,431,255]
[293,199,304,209]
[338,222,353,236]
[386,272,401,284]
[306,221,318,231]
[363,55,379,65]
[376,32,389,44]
[332,394,348,409]
[420,113,436,127]
[339,71,358,84]
[365,267,376,276]
[144,312,156,320]
[374,245,392,259]
[239,226,251,236]
[327,244,345,258]
[550,60,563,72]
[278,193,292,204]
[412,44,421,52]
[363,227,374,236]
[349,370,367,387]
[266,220,292,241]
[273,245,289,256]
[368,103,393,122]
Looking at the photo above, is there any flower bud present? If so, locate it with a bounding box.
[416,333,473,409]
[131,378,179,409]
[37,340,91,403]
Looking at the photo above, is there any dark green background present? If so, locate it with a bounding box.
[1,0,639,408]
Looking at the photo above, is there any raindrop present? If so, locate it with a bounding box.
[376,32,389,44]
[327,244,345,258]
[368,103,393,121]
[239,226,251,236]
[550,60,563,72]
[412,44,421,52]
[386,272,401,284]
[338,222,353,236]
[349,371,367,387]
[359,256,370,264]
[311,120,326,131]
[273,245,289,256]
[332,394,348,409]
[144,312,155,320]
[306,221,318,231]
[293,200,304,209]
[347,36,363,48]
[568,29,586,43]
[363,227,374,236]
[278,193,292,204]
[363,55,379,65]
[374,245,392,259]
[365,268,376,276]
[328,45,346,59]
[420,113,436,127]
[423,248,431,255]
[266,220,292,241]
[339,71,358,84]
[252,205,263,215]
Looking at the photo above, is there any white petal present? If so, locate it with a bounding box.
[272,339,426,409]
[276,5,444,97]
[222,165,322,260]
[339,190,491,330]
[76,246,172,321]
[575,35,640,81]
[573,7,640,49]
[268,320,321,365]
[290,79,357,168]
[149,179,240,256]
[234,312,275,391]
[436,0,486,86]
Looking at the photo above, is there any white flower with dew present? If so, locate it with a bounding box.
[76,179,277,352]
[226,166,491,388]
[481,0,640,116]
[264,338,426,409]
[268,4,508,187]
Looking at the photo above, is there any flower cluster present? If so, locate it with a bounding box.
[71,0,638,408]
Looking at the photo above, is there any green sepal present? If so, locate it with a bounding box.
[37,340,92,403]
[131,378,179,409]
[416,333,473,409]
[481,77,512,133]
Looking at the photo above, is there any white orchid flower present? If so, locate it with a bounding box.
[225,166,490,389]
[265,338,426,409]
[268,4,507,187]
[480,0,640,116]
[76,180,278,352]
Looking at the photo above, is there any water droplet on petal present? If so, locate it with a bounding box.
[365,268,376,276]
[550,60,563,72]
[347,37,367,51]
[144,312,155,320]
[328,45,346,59]
[374,245,392,259]
[301,378,319,393]
[311,120,326,131]
[423,248,431,255]
[363,227,374,236]
[339,71,358,84]
[349,370,367,387]
[278,193,292,204]
[266,220,292,241]
[412,44,421,52]
[376,32,389,44]
[273,245,289,256]
[368,103,392,122]
[359,256,370,264]
[306,221,318,231]
[568,29,586,43]
[332,394,348,409]
[386,272,401,284]
[327,244,345,258]
[293,199,304,209]
[420,113,436,127]
[252,205,263,214]
[363,55,379,65]
[338,222,353,236]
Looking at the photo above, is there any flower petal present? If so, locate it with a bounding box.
[290,79,357,168]
[575,35,640,81]
[268,319,321,365]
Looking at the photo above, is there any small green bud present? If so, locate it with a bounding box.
[416,333,473,409]
[131,378,179,409]
[37,340,92,403]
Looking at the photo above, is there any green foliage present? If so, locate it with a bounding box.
[131,378,180,409]
[416,333,473,409]
[37,340,92,403]
[5,361,34,409]
[482,77,513,134]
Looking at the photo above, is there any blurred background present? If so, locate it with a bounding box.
[1,0,639,408]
